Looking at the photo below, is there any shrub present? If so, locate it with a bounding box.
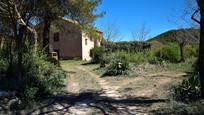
[0,47,66,103]
[172,74,200,102]
[0,58,7,73]
[23,86,39,102]
[20,49,66,101]
[156,43,180,63]
[90,47,105,63]
[149,57,164,65]
[111,50,155,65]
[103,55,129,76]
[184,44,199,58]
[123,50,155,64]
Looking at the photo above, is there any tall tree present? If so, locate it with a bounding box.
[0,0,42,80]
[131,23,151,51]
[102,22,121,42]
[193,0,204,98]
[131,24,150,42]
[173,29,199,62]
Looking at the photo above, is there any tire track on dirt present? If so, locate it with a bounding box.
[77,66,149,115]
[77,66,122,99]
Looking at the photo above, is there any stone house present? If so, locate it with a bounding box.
[38,18,102,61]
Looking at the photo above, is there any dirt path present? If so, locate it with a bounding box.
[77,66,122,99]
[59,64,151,114]
[29,62,185,115]
[74,65,150,115]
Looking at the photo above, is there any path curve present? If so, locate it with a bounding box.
[77,66,122,99]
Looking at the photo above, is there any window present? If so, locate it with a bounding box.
[54,32,59,42]
[85,39,88,45]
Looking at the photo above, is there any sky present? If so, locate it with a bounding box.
[95,0,192,41]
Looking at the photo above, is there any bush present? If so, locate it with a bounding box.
[149,57,164,65]
[133,50,155,64]
[103,55,129,76]
[172,74,200,102]
[110,50,155,65]
[0,47,66,103]
[0,58,7,73]
[19,49,66,101]
[23,86,39,102]
[156,43,180,63]
[184,44,199,58]
[90,47,105,63]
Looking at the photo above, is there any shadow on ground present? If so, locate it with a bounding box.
[0,90,168,114]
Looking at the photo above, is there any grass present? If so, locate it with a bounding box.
[166,62,193,72]
[60,60,86,69]
[150,99,204,114]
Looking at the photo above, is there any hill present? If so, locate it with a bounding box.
[148,28,199,44]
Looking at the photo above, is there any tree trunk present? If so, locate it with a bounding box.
[199,8,204,98]
[43,18,51,54]
[180,43,185,62]
[32,29,38,54]
[197,0,204,98]
[16,25,26,81]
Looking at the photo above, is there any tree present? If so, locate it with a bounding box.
[101,22,121,51]
[131,23,150,51]
[0,0,40,80]
[174,30,187,62]
[173,29,199,62]
[131,23,150,42]
[192,0,204,98]
[102,22,121,42]
[168,0,199,62]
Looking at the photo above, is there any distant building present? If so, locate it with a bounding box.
[37,19,102,61]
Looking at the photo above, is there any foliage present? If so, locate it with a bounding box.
[156,43,181,63]
[133,50,155,64]
[0,47,66,103]
[90,47,105,63]
[172,74,201,102]
[103,55,129,76]
[104,41,151,53]
[109,50,156,65]
[184,44,199,58]
[167,61,194,72]
[149,57,164,65]
[151,100,204,114]
[20,48,66,101]
[0,57,7,74]
[23,86,39,102]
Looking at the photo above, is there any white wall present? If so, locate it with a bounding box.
[82,32,95,61]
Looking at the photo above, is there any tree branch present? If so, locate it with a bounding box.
[191,9,201,24]
[14,3,34,32]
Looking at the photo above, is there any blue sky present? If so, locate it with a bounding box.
[95,0,191,41]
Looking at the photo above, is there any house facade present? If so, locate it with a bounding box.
[38,19,102,61]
